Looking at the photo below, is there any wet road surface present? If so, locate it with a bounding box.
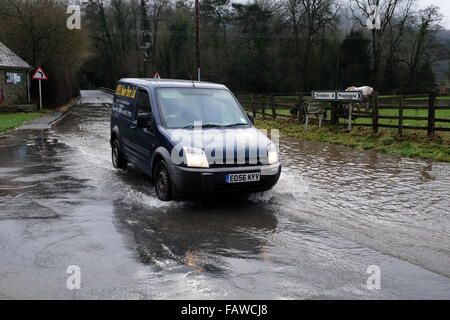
[0,91,449,299]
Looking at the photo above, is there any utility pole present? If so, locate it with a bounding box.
[195,0,201,81]
[335,57,339,90]
[141,30,152,78]
[143,41,151,77]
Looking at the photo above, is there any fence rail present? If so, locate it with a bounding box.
[98,87,115,95]
[236,92,450,137]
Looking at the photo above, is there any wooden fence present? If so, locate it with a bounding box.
[236,92,450,137]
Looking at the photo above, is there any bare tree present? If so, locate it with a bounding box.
[1,0,61,66]
[111,0,131,52]
[0,0,87,103]
[383,0,415,88]
[350,0,406,85]
[399,5,443,89]
[130,0,141,72]
[149,0,169,72]
[300,0,340,88]
[280,0,304,51]
[201,0,231,39]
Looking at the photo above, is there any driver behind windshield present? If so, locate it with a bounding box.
[157,88,248,129]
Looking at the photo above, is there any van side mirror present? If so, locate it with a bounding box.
[137,113,149,128]
[247,113,255,125]
[137,113,156,132]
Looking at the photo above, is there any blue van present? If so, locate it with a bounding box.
[110,79,281,201]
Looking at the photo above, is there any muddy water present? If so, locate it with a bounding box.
[279,139,450,277]
[0,99,449,299]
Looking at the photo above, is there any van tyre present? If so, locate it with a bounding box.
[112,140,127,170]
[154,161,172,201]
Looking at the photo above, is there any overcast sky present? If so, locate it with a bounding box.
[418,0,450,29]
[230,0,450,29]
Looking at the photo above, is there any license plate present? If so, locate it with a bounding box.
[226,172,260,183]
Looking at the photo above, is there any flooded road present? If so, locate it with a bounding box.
[0,91,449,299]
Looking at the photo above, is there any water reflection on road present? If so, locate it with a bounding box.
[0,98,449,299]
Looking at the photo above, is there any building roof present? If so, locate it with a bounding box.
[119,78,227,90]
[0,41,32,70]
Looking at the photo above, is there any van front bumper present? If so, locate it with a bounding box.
[171,163,281,197]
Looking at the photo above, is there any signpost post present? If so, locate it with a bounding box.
[32,66,48,110]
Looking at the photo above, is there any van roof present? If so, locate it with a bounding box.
[118,78,227,90]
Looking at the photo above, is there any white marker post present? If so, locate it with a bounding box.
[32,66,48,110]
[38,80,42,110]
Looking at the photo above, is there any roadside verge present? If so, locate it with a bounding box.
[256,116,450,163]
[16,97,79,131]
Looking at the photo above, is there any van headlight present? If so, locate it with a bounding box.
[267,144,279,164]
[184,147,209,168]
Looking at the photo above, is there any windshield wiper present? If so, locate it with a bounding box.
[179,123,247,129]
[180,123,221,129]
[221,123,248,128]
[202,123,222,128]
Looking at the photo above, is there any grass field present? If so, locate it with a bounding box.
[270,108,450,128]
[0,99,77,134]
[239,95,450,129]
[0,112,48,133]
[240,94,450,161]
[378,96,450,100]
[270,95,450,101]
[255,116,450,162]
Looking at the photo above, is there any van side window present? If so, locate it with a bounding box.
[137,89,152,115]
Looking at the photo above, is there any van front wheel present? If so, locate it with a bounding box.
[154,161,172,201]
[112,140,127,169]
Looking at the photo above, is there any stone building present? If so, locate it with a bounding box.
[0,41,32,105]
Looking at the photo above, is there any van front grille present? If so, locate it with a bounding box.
[208,157,267,168]
[209,161,265,168]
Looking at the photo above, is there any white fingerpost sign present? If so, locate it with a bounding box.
[311,90,363,102]
[337,91,363,101]
[312,91,336,100]
[32,66,48,110]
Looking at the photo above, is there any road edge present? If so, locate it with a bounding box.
[48,96,80,127]
[0,96,80,138]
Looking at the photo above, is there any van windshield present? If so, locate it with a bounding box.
[156,88,249,129]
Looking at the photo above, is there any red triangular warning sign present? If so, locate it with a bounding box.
[32,66,48,80]
[153,72,161,79]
